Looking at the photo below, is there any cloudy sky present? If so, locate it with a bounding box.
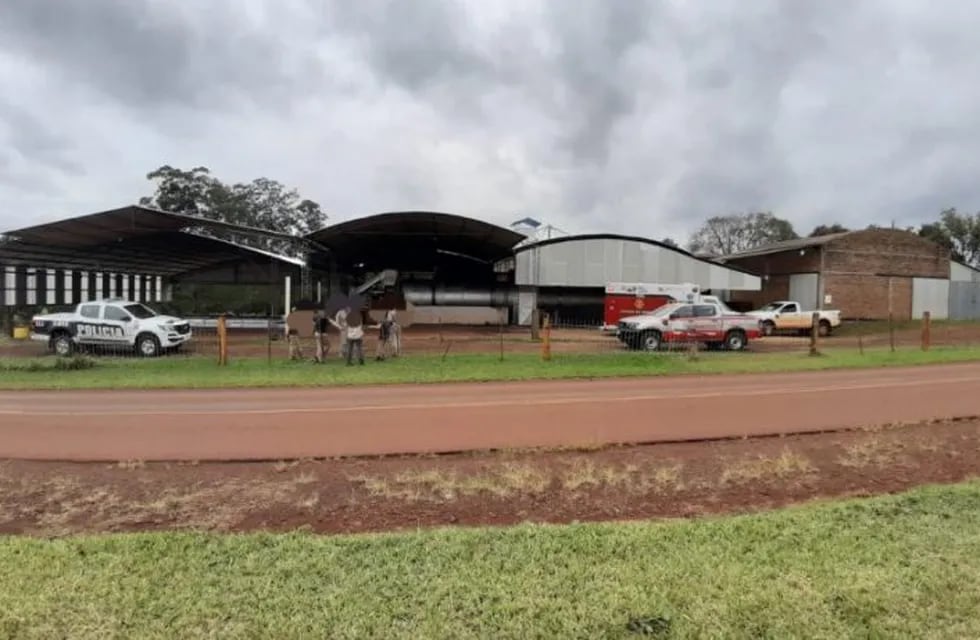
[1,0,978,243]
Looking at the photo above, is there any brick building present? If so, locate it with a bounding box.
[719,229,951,320]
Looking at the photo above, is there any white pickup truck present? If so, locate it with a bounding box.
[30,299,192,357]
[616,301,763,351]
[746,301,842,337]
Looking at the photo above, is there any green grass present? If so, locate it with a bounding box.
[3,481,980,638]
[2,345,980,390]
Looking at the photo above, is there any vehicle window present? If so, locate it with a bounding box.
[124,303,157,319]
[694,305,717,317]
[79,304,100,319]
[670,305,695,319]
[104,306,131,322]
[758,302,781,311]
[783,303,799,313]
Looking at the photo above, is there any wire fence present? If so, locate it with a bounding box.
[5,310,980,363]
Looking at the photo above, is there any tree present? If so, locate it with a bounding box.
[660,237,679,249]
[918,208,980,265]
[139,165,327,254]
[687,212,798,256]
[809,223,849,237]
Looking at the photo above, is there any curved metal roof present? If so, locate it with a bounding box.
[514,233,759,277]
[306,211,525,266]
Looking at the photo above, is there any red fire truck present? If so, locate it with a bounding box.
[602,282,703,331]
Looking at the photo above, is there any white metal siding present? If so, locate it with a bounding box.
[912,277,949,320]
[950,261,980,282]
[788,273,819,309]
[515,239,760,291]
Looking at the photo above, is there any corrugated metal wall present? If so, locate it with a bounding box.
[949,282,980,320]
[515,239,761,291]
[911,277,950,320]
[788,273,819,309]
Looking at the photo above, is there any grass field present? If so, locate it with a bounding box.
[2,345,980,390]
[2,481,980,639]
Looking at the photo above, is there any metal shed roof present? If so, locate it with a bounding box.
[306,211,526,266]
[0,205,303,276]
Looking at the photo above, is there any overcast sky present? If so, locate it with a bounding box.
[1,0,979,242]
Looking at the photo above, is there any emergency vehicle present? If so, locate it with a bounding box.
[30,299,192,357]
[602,282,703,331]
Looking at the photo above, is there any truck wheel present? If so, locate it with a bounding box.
[725,330,747,351]
[641,331,662,352]
[761,321,775,337]
[136,334,161,358]
[817,320,831,337]
[51,333,74,357]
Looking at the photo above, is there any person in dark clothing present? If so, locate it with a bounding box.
[313,310,330,363]
[375,310,395,361]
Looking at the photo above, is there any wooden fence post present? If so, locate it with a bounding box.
[541,313,552,361]
[809,312,820,356]
[530,309,541,341]
[889,312,896,353]
[921,311,931,352]
[217,314,228,366]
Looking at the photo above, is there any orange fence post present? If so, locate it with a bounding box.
[541,313,552,361]
[921,311,931,352]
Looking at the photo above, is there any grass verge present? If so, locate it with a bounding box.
[1,345,980,390]
[2,481,980,638]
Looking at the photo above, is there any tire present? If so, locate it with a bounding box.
[641,331,662,352]
[761,321,775,337]
[817,320,831,337]
[51,332,74,357]
[724,330,747,351]
[136,333,161,358]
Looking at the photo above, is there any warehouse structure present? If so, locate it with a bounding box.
[510,234,761,325]
[0,206,304,318]
[717,228,980,320]
[2,206,764,328]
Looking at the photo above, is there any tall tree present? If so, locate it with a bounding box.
[919,208,980,265]
[809,223,849,237]
[687,212,798,256]
[139,165,327,253]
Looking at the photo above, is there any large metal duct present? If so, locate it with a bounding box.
[402,283,603,307]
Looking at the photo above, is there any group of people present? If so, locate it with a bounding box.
[311,306,401,366]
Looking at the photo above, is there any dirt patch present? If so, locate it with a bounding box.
[2,417,979,536]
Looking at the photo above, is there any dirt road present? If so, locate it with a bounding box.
[3,363,980,461]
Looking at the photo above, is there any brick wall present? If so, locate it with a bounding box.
[824,229,949,279]
[724,248,821,277]
[729,274,789,309]
[824,273,912,320]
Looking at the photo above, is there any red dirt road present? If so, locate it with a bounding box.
[3,363,980,462]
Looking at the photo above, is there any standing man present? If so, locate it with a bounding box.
[345,309,365,366]
[375,309,396,361]
[312,310,330,364]
[330,306,349,361]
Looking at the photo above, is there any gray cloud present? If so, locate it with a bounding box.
[2,0,980,241]
[0,0,322,111]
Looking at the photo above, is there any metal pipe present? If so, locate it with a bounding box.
[401,283,603,307]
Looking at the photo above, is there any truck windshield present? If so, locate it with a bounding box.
[124,303,157,319]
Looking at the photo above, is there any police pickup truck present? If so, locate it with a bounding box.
[30,299,192,357]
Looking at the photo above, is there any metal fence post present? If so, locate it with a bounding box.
[921,311,931,351]
[541,313,552,361]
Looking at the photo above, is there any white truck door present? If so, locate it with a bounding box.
[102,304,137,347]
